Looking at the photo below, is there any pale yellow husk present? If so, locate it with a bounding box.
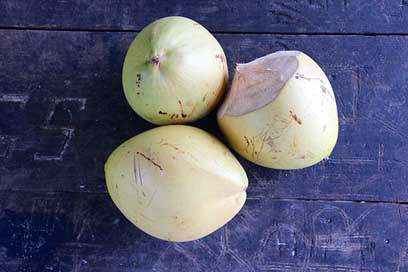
[105,125,248,242]
[218,51,339,169]
[123,16,228,125]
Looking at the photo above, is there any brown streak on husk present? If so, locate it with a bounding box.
[289,110,302,125]
[178,100,185,115]
[136,152,163,171]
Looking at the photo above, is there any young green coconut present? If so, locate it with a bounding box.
[123,16,228,125]
[218,51,339,169]
[105,125,248,242]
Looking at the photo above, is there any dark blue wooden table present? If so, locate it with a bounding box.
[1,1,408,271]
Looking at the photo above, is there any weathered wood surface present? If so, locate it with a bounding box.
[0,0,408,33]
[1,191,407,272]
[1,30,407,203]
[2,1,408,270]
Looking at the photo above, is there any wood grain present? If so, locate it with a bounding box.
[1,30,407,203]
[0,0,408,33]
[0,191,406,271]
[1,3,408,269]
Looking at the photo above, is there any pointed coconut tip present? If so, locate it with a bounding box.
[218,50,301,118]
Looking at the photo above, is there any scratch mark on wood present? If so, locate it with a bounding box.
[273,1,301,15]
[228,250,255,272]
[220,225,230,255]
[76,218,95,242]
[396,205,405,271]
[173,244,203,271]
[256,226,279,261]
[236,208,256,231]
[23,0,35,19]
[308,0,328,9]
[349,208,375,233]
[240,207,256,222]
[0,93,29,109]
[0,135,17,158]
[73,248,79,272]
[259,263,370,272]
[378,143,384,173]
[351,173,384,192]
[326,157,376,165]
[259,227,277,249]
[352,67,361,118]
[33,97,87,161]
[312,206,351,233]
[194,239,216,257]
[45,97,87,124]
[152,245,171,271]
[34,127,74,161]
[315,234,370,251]
[30,197,59,232]
[60,242,104,249]
[374,116,408,140]
[335,95,347,119]
[54,97,87,110]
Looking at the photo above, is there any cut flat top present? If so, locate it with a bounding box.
[0,0,408,33]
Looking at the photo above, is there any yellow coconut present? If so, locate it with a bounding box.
[105,125,248,242]
[218,51,339,169]
[123,16,228,125]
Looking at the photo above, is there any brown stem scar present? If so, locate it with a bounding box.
[151,55,160,66]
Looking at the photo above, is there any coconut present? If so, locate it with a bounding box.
[123,16,228,125]
[105,125,248,241]
[218,51,339,169]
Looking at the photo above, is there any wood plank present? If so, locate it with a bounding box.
[0,0,408,33]
[0,191,406,271]
[1,30,408,202]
